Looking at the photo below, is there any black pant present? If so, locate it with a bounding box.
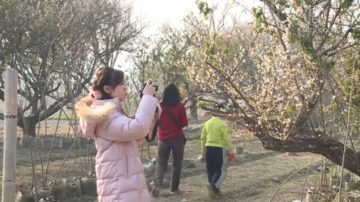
[205,146,226,189]
[154,135,185,191]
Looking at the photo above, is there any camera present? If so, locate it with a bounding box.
[140,83,158,97]
[152,84,159,92]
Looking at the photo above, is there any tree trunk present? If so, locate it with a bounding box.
[189,96,198,121]
[252,130,360,176]
[22,117,38,137]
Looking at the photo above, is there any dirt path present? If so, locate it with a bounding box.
[154,140,323,202]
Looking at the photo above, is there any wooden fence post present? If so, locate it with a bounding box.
[2,68,18,202]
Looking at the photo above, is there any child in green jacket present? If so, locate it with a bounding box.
[200,116,233,196]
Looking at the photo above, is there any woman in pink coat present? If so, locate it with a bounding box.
[75,67,158,202]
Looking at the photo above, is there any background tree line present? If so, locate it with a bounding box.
[130,0,360,177]
[0,0,142,136]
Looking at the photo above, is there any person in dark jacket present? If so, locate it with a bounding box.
[153,83,188,193]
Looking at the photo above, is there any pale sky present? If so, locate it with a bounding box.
[132,0,197,28]
[132,0,261,30]
[117,0,261,71]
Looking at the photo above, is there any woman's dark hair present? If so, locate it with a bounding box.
[91,67,124,99]
[161,83,181,106]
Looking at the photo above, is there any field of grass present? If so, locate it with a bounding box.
[48,110,77,121]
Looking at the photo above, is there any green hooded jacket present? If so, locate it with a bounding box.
[200,116,232,150]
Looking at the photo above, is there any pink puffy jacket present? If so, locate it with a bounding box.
[76,95,158,202]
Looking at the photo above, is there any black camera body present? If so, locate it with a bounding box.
[140,83,158,97]
[152,84,159,92]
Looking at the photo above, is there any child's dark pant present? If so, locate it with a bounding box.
[205,146,226,189]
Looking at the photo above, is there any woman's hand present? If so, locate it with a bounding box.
[197,148,205,162]
[142,80,157,96]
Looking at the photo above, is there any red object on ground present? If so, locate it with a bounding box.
[227,152,235,161]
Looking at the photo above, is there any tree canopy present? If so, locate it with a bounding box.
[0,0,142,136]
[132,0,360,176]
